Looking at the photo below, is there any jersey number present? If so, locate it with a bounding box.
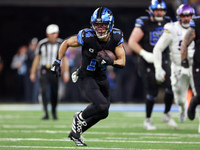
[87,59,107,71]
[150,27,164,46]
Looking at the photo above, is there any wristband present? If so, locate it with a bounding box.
[55,59,61,64]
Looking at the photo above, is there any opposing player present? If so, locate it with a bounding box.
[128,0,176,130]
[153,4,196,123]
[181,15,200,133]
[51,7,126,146]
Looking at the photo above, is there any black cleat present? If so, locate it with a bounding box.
[71,112,87,139]
[52,114,58,120]
[188,97,200,120]
[68,131,87,146]
[42,115,49,120]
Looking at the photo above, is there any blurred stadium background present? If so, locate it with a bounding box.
[0,0,197,102]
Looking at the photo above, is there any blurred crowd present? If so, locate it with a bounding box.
[1,38,144,104]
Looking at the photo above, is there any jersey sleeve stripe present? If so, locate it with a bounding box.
[77,30,84,45]
[117,37,124,46]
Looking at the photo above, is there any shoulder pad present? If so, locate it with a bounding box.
[135,16,149,27]
[193,16,200,19]
[77,28,95,45]
[140,16,149,20]
[164,22,173,33]
[112,28,124,45]
[164,16,172,22]
[189,19,196,28]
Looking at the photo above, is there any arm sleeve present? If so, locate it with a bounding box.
[153,24,172,69]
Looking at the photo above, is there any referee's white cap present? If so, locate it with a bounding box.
[46,24,59,34]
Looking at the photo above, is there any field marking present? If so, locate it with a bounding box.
[1,130,200,138]
[0,138,200,145]
[1,124,199,130]
[0,145,169,150]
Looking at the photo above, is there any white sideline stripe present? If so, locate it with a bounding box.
[1,130,200,138]
[0,104,179,112]
[0,146,168,150]
[0,138,200,144]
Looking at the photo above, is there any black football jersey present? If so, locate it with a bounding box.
[77,28,124,80]
[135,16,171,53]
[190,16,200,63]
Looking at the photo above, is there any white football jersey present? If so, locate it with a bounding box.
[164,21,195,65]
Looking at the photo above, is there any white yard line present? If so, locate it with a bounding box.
[0,145,169,150]
[1,130,200,137]
[0,138,200,145]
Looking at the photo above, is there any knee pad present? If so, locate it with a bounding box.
[99,110,109,120]
[98,103,110,112]
[146,94,157,101]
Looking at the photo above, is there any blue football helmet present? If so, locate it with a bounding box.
[148,0,167,21]
[91,7,114,39]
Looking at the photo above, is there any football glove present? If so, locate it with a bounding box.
[97,51,114,65]
[71,67,81,83]
[155,67,166,82]
[181,58,189,68]
[139,49,154,63]
[51,59,61,77]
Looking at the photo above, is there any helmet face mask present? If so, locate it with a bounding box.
[176,4,195,28]
[91,7,114,39]
[148,0,167,21]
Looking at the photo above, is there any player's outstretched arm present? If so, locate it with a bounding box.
[128,27,153,63]
[181,27,195,62]
[57,36,81,60]
[153,31,172,69]
[51,35,82,77]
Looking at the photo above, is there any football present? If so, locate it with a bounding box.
[97,50,116,60]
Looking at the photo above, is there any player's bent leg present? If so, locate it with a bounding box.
[173,90,187,123]
[197,106,200,133]
[161,112,177,128]
[144,94,157,130]
[69,112,87,138]
[144,118,156,130]
[188,96,200,120]
[82,110,109,133]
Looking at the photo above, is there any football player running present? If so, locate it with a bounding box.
[128,0,177,130]
[51,7,126,146]
[153,4,196,123]
[181,13,200,133]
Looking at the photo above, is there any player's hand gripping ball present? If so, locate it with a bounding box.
[97,50,116,65]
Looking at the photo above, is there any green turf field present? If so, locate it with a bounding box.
[0,110,200,150]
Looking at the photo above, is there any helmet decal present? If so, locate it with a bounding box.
[148,0,167,21]
[91,7,114,39]
[176,4,195,28]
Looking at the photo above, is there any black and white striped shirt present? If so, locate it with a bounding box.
[35,38,63,68]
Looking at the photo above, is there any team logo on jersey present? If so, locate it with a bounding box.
[177,30,182,36]
[89,48,94,53]
[164,29,170,33]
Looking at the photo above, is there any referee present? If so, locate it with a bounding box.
[30,24,67,120]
